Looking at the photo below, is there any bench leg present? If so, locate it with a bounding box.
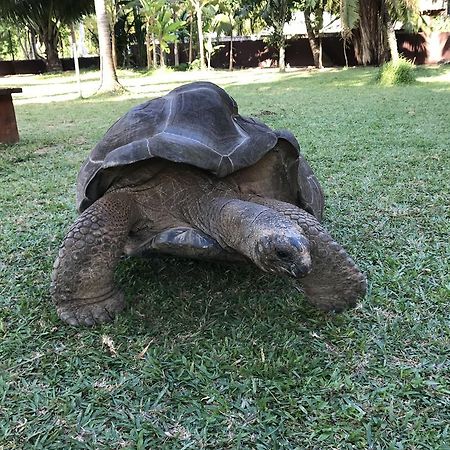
[0,94,19,144]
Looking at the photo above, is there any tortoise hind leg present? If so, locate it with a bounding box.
[51,192,136,326]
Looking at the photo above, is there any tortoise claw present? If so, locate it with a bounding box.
[56,290,125,326]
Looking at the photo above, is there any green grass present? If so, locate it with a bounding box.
[1,66,450,449]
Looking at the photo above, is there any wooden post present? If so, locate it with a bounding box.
[70,25,83,98]
[0,88,22,144]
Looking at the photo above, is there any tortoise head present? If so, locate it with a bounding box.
[253,232,312,278]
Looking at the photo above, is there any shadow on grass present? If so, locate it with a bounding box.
[112,255,352,343]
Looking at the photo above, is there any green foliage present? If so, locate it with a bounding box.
[0,0,94,27]
[377,57,416,85]
[424,14,450,32]
[1,66,450,449]
[0,0,94,68]
[338,0,359,38]
[133,0,185,67]
[173,62,190,71]
[261,0,294,48]
[188,57,203,69]
[386,0,421,31]
[0,23,15,59]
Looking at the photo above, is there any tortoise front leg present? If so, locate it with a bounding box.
[249,196,367,312]
[51,192,136,326]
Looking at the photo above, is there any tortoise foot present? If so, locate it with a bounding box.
[56,289,125,326]
[303,273,367,313]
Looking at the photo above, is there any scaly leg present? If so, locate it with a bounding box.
[249,196,367,312]
[51,192,136,326]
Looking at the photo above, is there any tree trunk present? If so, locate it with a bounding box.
[111,0,118,69]
[381,0,399,62]
[70,25,82,98]
[279,42,286,72]
[94,0,122,92]
[151,32,158,68]
[173,8,180,67]
[160,43,166,68]
[39,20,63,71]
[229,32,233,70]
[189,13,193,63]
[194,1,206,70]
[206,34,212,70]
[18,30,29,59]
[78,22,89,57]
[111,28,117,69]
[133,6,146,67]
[44,40,62,71]
[343,39,349,67]
[29,28,38,59]
[174,41,179,66]
[353,0,386,65]
[146,25,153,69]
[304,10,323,69]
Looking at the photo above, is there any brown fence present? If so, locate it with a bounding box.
[0,57,99,76]
[1,32,448,76]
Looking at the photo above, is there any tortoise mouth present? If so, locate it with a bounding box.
[284,262,312,278]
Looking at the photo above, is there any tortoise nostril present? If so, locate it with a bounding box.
[276,250,290,259]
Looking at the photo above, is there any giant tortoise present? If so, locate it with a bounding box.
[51,81,366,326]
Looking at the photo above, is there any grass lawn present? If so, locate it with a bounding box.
[1,66,449,449]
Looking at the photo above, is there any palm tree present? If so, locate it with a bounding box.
[0,0,93,71]
[189,0,215,70]
[339,0,420,65]
[139,0,185,69]
[215,0,244,70]
[138,0,163,69]
[95,0,122,92]
[168,0,184,66]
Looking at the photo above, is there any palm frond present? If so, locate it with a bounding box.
[340,0,359,38]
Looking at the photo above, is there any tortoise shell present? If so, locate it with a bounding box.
[77,81,323,219]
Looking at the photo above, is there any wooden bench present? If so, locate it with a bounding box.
[0,88,22,144]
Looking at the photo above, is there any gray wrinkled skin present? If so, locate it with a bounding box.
[51,82,366,326]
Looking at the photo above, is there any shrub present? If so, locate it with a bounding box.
[188,58,202,71]
[377,57,416,85]
[173,62,189,71]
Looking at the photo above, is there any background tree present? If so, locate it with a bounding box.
[381,0,420,62]
[262,0,295,72]
[338,0,359,66]
[137,0,185,69]
[213,12,234,69]
[240,0,267,35]
[152,2,185,68]
[95,0,122,91]
[105,0,121,68]
[0,0,94,71]
[341,0,420,65]
[189,0,217,70]
[168,0,184,66]
[215,0,245,70]
[138,0,164,69]
[302,0,326,69]
[0,24,17,60]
